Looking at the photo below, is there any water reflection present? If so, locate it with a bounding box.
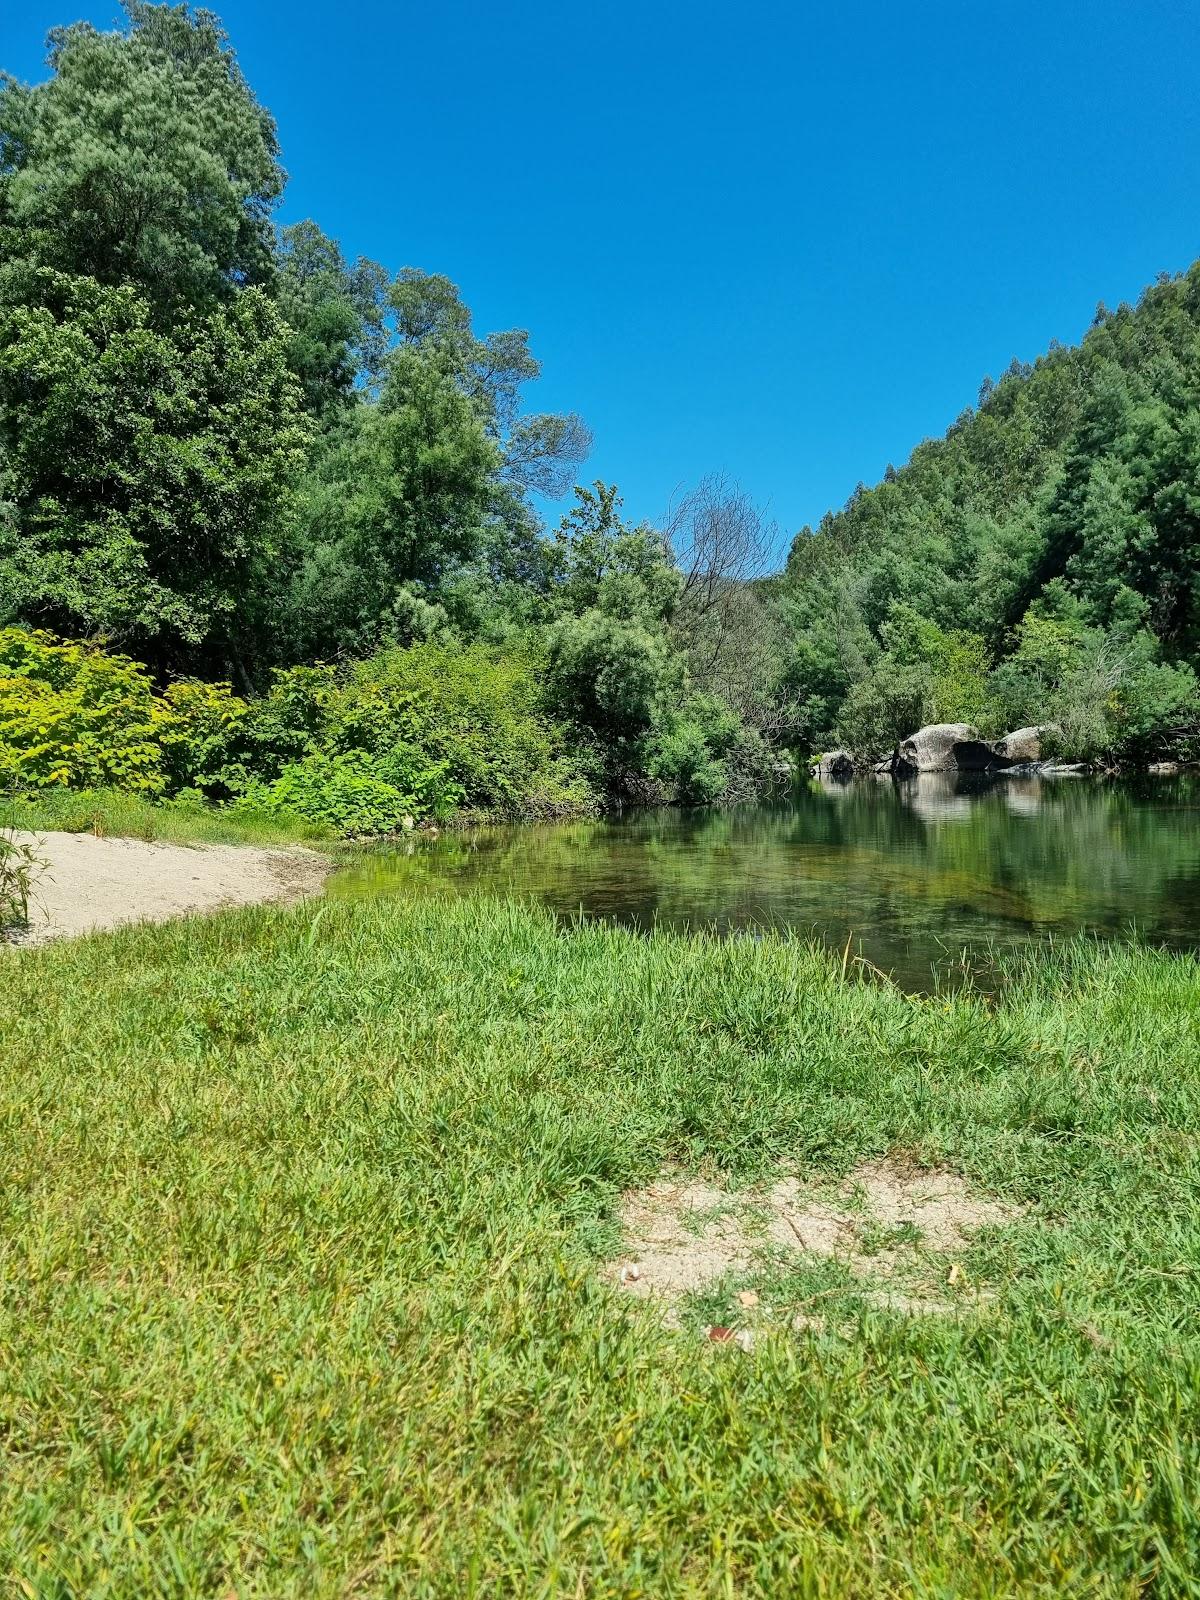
[328,773,1200,991]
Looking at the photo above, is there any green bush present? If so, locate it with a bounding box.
[647,696,751,805]
[0,627,168,793]
[990,605,1200,762]
[0,627,598,829]
[326,641,594,817]
[158,679,252,796]
[240,747,459,835]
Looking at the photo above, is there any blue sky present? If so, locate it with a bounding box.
[4,1,1199,560]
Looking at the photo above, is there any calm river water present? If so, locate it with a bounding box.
[328,772,1200,990]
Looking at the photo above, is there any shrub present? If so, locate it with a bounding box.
[240,748,460,835]
[546,611,681,747]
[0,627,597,829]
[647,696,749,805]
[328,641,594,816]
[0,628,167,792]
[158,679,251,796]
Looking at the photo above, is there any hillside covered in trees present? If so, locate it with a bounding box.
[779,270,1200,764]
[1,1,1198,836]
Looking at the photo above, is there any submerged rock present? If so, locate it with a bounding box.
[1148,760,1181,775]
[998,761,1043,777]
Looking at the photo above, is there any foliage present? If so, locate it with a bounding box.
[0,2,283,311]
[834,606,995,756]
[240,747,456,835]
[0,828,40,927]
[335,642,594,816]
[0,626,600,830]
[0,271,309,661]
[0,626,168,792]
[646,695,745,805]
[990,596,1200,762]
[157,677,251,794]
[285,351,499,657]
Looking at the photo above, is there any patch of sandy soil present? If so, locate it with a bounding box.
[6,830,330,946]
[602,1157,1019,1331]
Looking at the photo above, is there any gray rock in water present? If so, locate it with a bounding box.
[815,749,855,780]
[898,724,980,772]
[1148,761,1181,775]
[993,724,1058,764]
[999,761,1044,777]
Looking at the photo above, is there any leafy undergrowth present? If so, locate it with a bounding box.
[2,900,1199,1594]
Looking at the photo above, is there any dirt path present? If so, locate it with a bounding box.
[7,831,331,946]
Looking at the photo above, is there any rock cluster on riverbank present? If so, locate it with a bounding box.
[814,723,1184,781]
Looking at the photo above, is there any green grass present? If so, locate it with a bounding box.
[2,897,1200,1595]
[1,787,335,849]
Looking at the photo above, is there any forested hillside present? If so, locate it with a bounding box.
[779,270,1200,763]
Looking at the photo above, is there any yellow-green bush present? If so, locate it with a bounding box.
[0,627,596,830]
[158,679,251,794]
[0,628,168,793]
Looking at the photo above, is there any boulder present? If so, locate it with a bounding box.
[815,749,855,780]
[897,724,980,773]
[993,724,1058,764]
[1148,760,1180,775]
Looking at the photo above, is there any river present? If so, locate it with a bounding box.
[327,771,1200,991]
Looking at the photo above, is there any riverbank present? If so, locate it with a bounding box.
[5,829,330,944]
[2,893,1198,1592]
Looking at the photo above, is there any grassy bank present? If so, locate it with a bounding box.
[1,787,335,850]
[2,898,1199,1594]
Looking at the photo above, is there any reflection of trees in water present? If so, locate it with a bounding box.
[341,777,1200,967]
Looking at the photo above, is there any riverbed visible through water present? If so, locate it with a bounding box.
[327,772,1200,991]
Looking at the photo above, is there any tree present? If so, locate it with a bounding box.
[387,269,591,497]
[544,484,683,753]
[664,475,783,729]
[274,221,389,420]
[0,3,284,315]
[0,270,309,670]
[284,347,499,657]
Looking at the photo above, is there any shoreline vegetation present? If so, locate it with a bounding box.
[3,893,1200,1591]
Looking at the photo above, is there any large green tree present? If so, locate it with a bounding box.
[0,1,283,313]
[0,271,308,670]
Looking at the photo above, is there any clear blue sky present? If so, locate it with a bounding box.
[4,1,1199,560]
